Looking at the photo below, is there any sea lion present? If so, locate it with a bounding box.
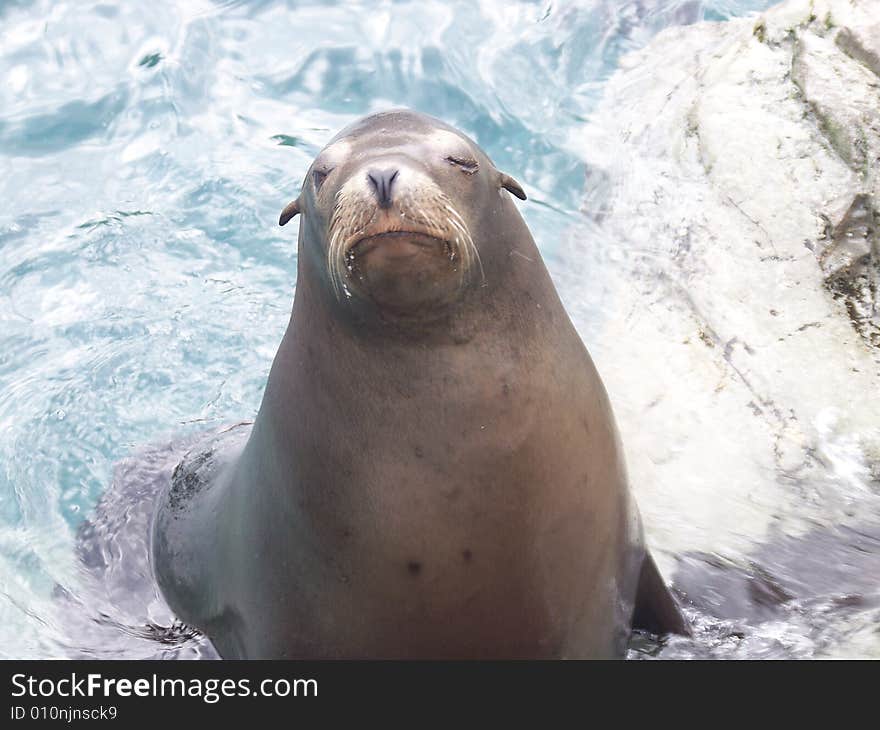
[151,109,688,659]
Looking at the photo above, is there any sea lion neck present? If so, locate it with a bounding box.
[247,241,566,446]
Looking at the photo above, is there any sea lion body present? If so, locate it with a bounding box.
[151,110,686,658]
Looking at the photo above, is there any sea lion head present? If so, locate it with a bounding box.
[279,110,527,321]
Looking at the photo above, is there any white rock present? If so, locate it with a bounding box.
[580,0,880,572]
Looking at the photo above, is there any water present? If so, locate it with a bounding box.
[4,0,873,660]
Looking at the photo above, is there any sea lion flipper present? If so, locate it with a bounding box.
[632,553,692,637]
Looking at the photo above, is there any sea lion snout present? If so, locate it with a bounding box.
[326,161,480,311]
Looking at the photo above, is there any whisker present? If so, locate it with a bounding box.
[326,174,482,299]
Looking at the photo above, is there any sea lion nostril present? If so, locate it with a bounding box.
[367,168,399,208]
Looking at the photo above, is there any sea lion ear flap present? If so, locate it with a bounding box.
[278,198,301,226]
[499,172,527,201]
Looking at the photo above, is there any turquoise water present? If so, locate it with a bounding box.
[0,0,784,659]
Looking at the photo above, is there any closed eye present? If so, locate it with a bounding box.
[312,167,332,190]
[445,155,479,175]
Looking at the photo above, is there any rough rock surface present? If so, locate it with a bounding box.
[580,0,880,568]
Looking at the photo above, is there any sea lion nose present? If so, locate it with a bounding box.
[366,168,399,209]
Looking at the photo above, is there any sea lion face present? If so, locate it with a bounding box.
[279,110,526,319]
